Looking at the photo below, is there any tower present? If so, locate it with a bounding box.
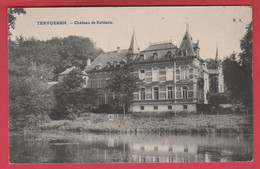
[175,24,197,57]
[127,28,140,63]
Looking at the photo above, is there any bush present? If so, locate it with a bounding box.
[49,106,72,120]
[91,104,115,114]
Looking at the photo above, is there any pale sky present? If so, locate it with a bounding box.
[10,6,252,60]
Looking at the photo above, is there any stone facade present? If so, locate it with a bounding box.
[80,27,224,113]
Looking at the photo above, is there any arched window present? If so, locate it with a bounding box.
[140,54,146,61]
[107,61,111,68]
[182,86,188,99]
[167,51,172,58]
[153,52,158,60]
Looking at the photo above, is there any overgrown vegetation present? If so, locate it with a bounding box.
[8,8,102,130]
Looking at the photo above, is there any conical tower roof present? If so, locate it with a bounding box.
[176,25,196,56]
[215,44,219,61]
[127,29,140,55]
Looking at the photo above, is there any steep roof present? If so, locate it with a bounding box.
[127,29,140,55]
[85,49,128,71]
[135,43,177,61]
[175,27,196,56]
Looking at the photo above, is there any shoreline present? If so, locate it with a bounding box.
[33,113,253,135]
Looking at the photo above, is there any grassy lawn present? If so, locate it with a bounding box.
[38,113,253,134]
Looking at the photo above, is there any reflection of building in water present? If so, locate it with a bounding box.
[130,143,206,162]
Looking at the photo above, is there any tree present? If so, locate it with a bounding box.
[51,36,103,75]
[238,22,252,109]
[222,22,252,109]
[106,68,140,119]
[51,69,85,119]
[8,8,26,36]
[207,92,230,109]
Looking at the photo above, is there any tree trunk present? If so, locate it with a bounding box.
[123,104,126,119]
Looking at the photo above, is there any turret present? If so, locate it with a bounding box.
[126,28,140,63]
[175,24,197,57]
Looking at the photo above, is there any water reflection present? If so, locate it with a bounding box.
[9,132,253,163]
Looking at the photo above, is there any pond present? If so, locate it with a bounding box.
[9,131,253,163]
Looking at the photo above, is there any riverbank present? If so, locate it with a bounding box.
[37,113,253,134]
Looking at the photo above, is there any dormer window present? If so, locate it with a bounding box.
[120,60,126,67]
[107,61,111,68]
[113,61,117,68]
[167,51,172,58]
[153,52,158,60]
[182,50,187,57]
[140,54,146,61]
[96,63,102,70]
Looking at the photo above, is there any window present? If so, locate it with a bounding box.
[155,157,159,162]
[153,52,158,60]
[139,69,146,80]
[153,87,159,100]
[154,146,158,151]
[141,156,146,163]
[140,88,146,100]
[166,67,173,81]
[154,106,158,110]
[181,66,185,80]
[185,66,189,79]
[152,68,159,82]
[183,105,188,110]
[169,147,173,152]
[97,80,102,88]
[168,105,172,110]
[167,51,172,58]
[189,68,193,73]
[140,106,144,110]
[182,86,188,99]
[176,69,180,81]
[182,50,186,56]
[167,86,173,99]
[141,146,145,150]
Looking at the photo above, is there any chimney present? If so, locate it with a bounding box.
[87,58,91,66]
[117,47,121,53]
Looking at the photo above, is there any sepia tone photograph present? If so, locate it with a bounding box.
[8,6,252,163]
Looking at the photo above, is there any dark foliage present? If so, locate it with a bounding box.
[8,8,26,36]
[106,68,141,118]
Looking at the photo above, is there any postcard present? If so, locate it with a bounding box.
[7,6,253,164]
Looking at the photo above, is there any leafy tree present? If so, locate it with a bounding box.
[106,68,140,119]
[207,92,231,108]
[51,69,98,119]
[8,8,26,36]
[51,36,103,74]
[238,22,252,109]
[222,23,252,110]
